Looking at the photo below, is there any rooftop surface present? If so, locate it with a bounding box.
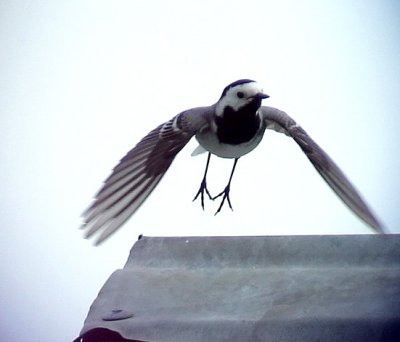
[76,234,400,341]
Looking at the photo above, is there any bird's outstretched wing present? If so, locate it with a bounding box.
[260,106,385,233]
[81,107,213,244]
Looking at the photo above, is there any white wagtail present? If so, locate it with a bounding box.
[82,79,385,244]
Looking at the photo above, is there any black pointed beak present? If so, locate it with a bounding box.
[257,92,270,99]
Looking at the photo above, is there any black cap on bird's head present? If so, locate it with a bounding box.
[220,79,256,99]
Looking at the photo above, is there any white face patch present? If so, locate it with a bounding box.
[216,81,265,116]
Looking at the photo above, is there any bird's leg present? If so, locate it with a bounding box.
[213,158,239,215]
[193,153,213,209]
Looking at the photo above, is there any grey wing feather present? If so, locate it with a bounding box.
[81,107,212,244]
[261,106,385,233]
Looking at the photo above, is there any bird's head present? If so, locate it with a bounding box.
[216,79,269,116]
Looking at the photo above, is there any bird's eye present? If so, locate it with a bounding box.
[237,91,244,98]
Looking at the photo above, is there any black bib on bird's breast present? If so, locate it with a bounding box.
[216,100,262,145]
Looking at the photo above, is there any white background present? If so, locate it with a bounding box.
[1,1,399,341]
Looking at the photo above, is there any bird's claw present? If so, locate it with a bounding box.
[213,185,233,215]
[193,179,213,210]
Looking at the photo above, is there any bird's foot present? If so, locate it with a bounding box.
[213,185,233,215]
[193,179,213,210]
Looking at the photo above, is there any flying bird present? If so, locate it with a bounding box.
[81,79,385,244]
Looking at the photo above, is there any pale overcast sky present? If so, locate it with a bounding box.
[1,1,399,341]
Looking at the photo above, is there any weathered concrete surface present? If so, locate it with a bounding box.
[77,235,400,341]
